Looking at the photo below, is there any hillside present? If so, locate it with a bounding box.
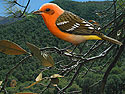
[0,16,22,25]
[0,16,5,21]
[0,0,124,94]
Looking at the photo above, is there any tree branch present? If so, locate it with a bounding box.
[18,0,31,17]
[100,39,125,94]
[0,55,31,93]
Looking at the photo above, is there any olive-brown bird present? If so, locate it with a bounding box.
[33,3,122,46]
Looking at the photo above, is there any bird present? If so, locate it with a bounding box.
[33,3,122,46]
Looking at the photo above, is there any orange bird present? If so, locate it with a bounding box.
[33,3,122,46]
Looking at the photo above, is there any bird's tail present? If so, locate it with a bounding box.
[100,34,123,46]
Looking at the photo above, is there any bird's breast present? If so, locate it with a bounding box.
[47,24,87,45]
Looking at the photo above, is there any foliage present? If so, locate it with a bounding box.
[0,0,125,94]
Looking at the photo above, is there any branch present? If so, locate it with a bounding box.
[62,60,81,77]
[90,55,114,73]
[83,40,104,57]
[85,45,114,61]
[56,86,65,94]
[67,90,82,94]
[85,13,124,56]
[39,83,51,94]
[100,13,124,31]
[0,55,31,93]
[89,80,102,88]
[100,39,125,94]
[82,62,94,78]
[58,45,114,93]
[59,63,83,93]
[13,0,31,17]
[40,47,86,60]
[18,0,31,17]
[14,1,25,8]
[95,1,116,13]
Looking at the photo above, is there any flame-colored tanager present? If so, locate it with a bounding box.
[33,3,122,46]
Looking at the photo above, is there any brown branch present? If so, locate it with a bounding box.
[13,1,25,8]
[40,47,86,60]
[100,39,125,94]
[15,0,31,17]
[19,0,30,17]
[57,45,114,93]
[89,80,102,88]
[85,45,114,61]
[83,40,105,57]
[62,60,81,77]
[59,63,83,93]
[82,62,94,78]
[90,55,114,73]
[67,90,82,94]
[95,1,116,14]
[59,45,112,76]
[56,86,65,94]
[84,13,124,57]
[39,83,51,94]
[40,44,114,62]
[100,13,124,31]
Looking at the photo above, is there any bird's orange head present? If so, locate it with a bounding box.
[33,3,64,24]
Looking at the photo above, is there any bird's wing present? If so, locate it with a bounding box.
[56,11,97,35]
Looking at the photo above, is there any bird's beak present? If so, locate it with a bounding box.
[33,10,43,15]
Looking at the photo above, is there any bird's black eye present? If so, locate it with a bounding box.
[46,8,50,12]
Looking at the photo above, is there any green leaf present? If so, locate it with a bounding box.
[26,42,54,67]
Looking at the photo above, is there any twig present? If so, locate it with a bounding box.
[83,40,104,57]
[95,1,116,14]
[100,13,124,31]
[63,60,81,76]
[0,55,31,93]
[89,80,102,88]
[14,1,25,8]
[67,90,82,94]
[58,45,114,93]
[100,39,125,94]
[85,45,114,62]
[59,63,83,93]
[82,62,94,78]
[39,83,51,94]
[18,0,31,17]
[56,86,65,94]
[83,14,124,56]
[90,55,114,73]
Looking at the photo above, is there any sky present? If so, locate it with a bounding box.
[0,0,106,17]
